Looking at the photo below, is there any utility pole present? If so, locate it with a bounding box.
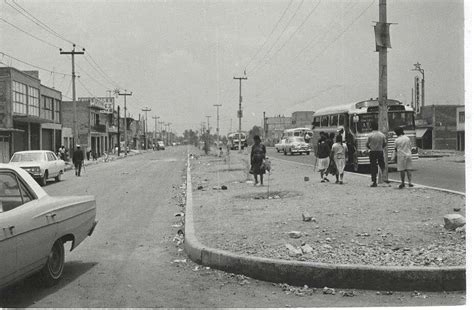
[152,116,160,143]
[263,112,266,141]
[60,44,84,146]
[412,62,425,110]
[118,90,132,155]
[376,0,390,182]
[205,115,211,131]
[167,123,172,145]
[159,121,164,140]
[141,107,151,150]
[234,75,247,152]
[213,104,222,147]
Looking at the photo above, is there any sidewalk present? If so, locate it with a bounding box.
[184,149,466,291]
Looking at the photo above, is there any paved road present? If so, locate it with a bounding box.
[268,148,465,192]
[0,147,465,307]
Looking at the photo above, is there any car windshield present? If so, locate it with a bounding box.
[10,153,44,162]
[289,137,305,143]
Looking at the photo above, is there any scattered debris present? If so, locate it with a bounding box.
[453,206,461,212]
[279,283,314,296]
[288,231,302,239]
[172,259,187,264]
[304,176,310,181]
[197,185,203,190]
[221,185,228,190]
[341,290,356,297]
[174,212,184,217]
[322,287,336,295]
[302,212,313,222]
[443,214,466,230]
[286,244,303,257]
[301,244,313,254]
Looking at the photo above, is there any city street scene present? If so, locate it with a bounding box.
[0,0,470,308]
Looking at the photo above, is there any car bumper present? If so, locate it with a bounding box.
[88,220,98,236]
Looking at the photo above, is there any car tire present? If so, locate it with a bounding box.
[40,239,65,286]
[307,151,310,155]
[55,171,62,182]
[39,171,48,186]
[289,148,293,155]
[283,149,287,155]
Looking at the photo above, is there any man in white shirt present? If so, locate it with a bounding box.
[392,127,414,188]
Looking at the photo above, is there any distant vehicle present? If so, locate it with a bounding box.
[157,141,165,150]
[275,139,286,153]
[282,137,311,155]
[9,150,66,186]
[228,132,247,150]
[282,128,313,142]
[312,98,418,171]
[0,163,97,289]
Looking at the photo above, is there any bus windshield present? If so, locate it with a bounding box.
[355,112,415,133]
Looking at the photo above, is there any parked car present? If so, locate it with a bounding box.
[0,164,97,289]
[275,139,286,153]
[283,137,311,155]
[157,141,165,150]
[9,150,66,186]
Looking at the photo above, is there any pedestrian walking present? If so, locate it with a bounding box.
[72,144,84,177]
[250,135,266,186]
[331,134,348,184]
[58,145,66,160]
[366,121,387,187]
[316,135,331,182]
[392,127,414,188]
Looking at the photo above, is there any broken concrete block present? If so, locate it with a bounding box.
[444,214,466,230]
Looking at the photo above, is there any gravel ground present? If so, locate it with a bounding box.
[190,151,466,267]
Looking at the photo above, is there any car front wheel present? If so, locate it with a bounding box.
[40,239,65,286]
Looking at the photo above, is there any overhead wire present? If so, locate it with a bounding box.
[243,0,294,72]
[0,17,61,49]
[249,0,305,75]
[0,51,70,76]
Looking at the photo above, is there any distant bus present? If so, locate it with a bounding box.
[227,132,247,150]
[312,99,418,170]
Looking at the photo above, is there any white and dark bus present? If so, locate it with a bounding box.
[312,99,418,170]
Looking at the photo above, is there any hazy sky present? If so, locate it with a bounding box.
[0,0,468,135]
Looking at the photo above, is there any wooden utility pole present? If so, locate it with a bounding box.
[117,105,121,155]
[60,44,84,146]
[141,107,151,149]
[213,104,222,147]
[233,75,247,152]
[377,0,389,182]
[118,90,132,155]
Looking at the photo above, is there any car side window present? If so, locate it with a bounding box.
[47,152,56,161]
[0,172,24,212]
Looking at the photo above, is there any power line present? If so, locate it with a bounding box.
[249,0,305,75]
[243,0,294,71]
[0,17,61,49]
[77,77,96,97]
[0,51,70,76]
[5,0,76,46]
[85,53,123,89]
[76,61,113,90]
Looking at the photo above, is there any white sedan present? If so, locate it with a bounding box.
[9,150,66,186]
[283,137,311,155]
[275,139,286,153]
[0,164,97,289]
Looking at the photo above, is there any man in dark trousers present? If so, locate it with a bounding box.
[366,122,387,187]
[72,144,84,176]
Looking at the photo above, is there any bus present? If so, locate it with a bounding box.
[227,132,247,150]
[311,99,418,170]
[282,128,313,142]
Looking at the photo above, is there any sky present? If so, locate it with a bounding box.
[0,0,468,136]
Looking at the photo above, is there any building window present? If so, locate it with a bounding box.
[12,81,27,114]
[41,96,53,120]
[459,111,465,123]
[54,99,61,122]
[28,86,39,116]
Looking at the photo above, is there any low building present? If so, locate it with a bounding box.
[0,67,64,162]
[291,111,314,128]
[415,104,463,150]
[264,115,292,144]
[456,106,465,151]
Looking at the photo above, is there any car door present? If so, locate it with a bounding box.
[12,172,58,277]
[47,152,58,177]
[0,170,31,286]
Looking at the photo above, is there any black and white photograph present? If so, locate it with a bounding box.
[0,0,470,308]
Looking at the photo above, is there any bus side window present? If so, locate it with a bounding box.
[321,116,328,127]
[330,115,338,126]
[338,114,346,126]
[313,116,320,127]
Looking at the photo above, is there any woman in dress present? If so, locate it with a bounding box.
[250,135,266,186]
[331,134,348,184]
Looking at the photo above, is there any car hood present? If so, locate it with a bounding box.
[9,161,44,167]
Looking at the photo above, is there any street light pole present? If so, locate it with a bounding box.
[141,107,151,150]
[152,116,160,146]
[234,75,247,152]
[412,62,425,109]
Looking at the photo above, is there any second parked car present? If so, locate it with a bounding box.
[283,137,311,155]
[9,150,66,186]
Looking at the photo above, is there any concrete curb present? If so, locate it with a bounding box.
[184,154,465,291]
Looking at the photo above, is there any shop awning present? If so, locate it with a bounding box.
[0,127,24,132]
[415,128,429,138]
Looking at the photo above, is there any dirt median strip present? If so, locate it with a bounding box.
[185,151,466,291]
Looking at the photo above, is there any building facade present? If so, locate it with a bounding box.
[0,67,63,162]
[264,115,293,144]
[415,105,463,150]
[291,111,314,128]
[456,106,465,151]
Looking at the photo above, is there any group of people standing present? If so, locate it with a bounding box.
[314,127,348,184]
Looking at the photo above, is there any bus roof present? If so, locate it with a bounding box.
[284,127,312,132]
[313,99,413,116]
